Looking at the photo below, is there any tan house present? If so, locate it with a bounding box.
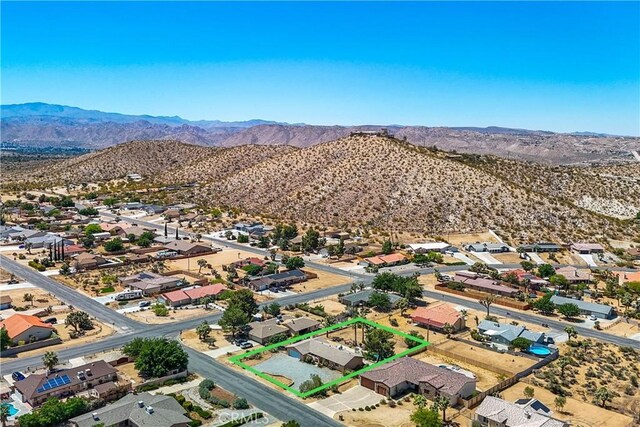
[118,271,183,296]
[163,241,212,256]
[74,252,108,270]
[360,357,476,405]
[411,303,465,332]
[15,360,119,406]
[286,337,364,372]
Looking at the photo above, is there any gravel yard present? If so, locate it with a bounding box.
[253,353,342,391]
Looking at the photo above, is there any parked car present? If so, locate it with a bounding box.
[234,338,248,346]
[138,300,151,308]
[43,317,57,324]
[588,315,597,321]
[239,342,254,349]
[12,372,26,382]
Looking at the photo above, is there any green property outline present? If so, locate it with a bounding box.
[229,317,429,398]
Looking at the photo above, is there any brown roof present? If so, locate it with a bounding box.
[282,317,320,332]
[411,303,461,328]
[163,240,209,253]
[93,381,118,395]
[360,357,475,396]
[15,360,117,402]
[0,295,12,304]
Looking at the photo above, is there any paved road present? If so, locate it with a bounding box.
[0,254,140,331]
[185,347,342,427]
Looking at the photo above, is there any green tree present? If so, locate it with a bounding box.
[0,327,10,351]
[299,374,325,396]
[557,303,581,319]
[59,262,71,275]
[264,302,281,318]
[564,326,578,342]
[104,238,124,252]
[510,337,533,352]
[197,259,208,274]
[228,289,259,315]
[281,421,301,427]
[363,328,395,361]
[554,395,567,412]
[218,306,251,337]
[431,395,450,423]
[396,297,409,316]
[557,356,573,375]
[0,403,8,427]
[23,293,35,307]
[413,394,428,409]
[301,228,321,252]
[237,234,249,243]
[42,351,59,373]
[479,295,496,318]
[196,321,211,342]
[368,291,392,312]
[520,260,535,272]
[78,207,99,216]
[137,231,155,248]
[550,274,569,291]
[83,223,103,235]
[123,338,188,378]
[285,256,305,270]
[405,330,425,348]
[381,239,393,255]
[65,311,93,333]
[372,272,397,292]
[533,292,556,315]
[152,303,169,317]
[103,197,118,207]
[524,386,535,399]
[594,387,612,408]
[410,407,442,427]
[537,264,555,278]
[441,323,455,338]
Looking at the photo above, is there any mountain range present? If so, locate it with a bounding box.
[2,102,639,164]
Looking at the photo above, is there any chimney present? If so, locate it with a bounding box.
[524,411,531,419]
[146,406,154,414]
[138,400,144,408]
[92,413,99,421]
[85,368,92,376]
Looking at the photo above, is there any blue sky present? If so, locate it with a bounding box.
[2,1,639,135]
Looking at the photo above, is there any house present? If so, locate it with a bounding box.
[411,303,465,332]
[246,316,320,344]
[0,314,55,345]
[614,271,640,286]
[62,244,87,257]
[501,269,548,290]
[25,233,71,249]
[454,273,519,297]
[323,230,351,240]
[118,272,183,296]
[15,360,119,407]
[234,222,265,235]
[0,295,12,310]
[474,396,568,427]
[0,226,46,242]
[70,392,191,427]
[407,242,456,253]
[163,241,212,256]
[233,257,266,269]
[143,204,167,215]
[118,226,153,239]
[74,252,108,270]
[158,284,227,307]
[518,242,562,253]
[625,247,640,260]
[339,289,402,307]
[550,295,614,319]
[92,232,113,242]
[98,223,125,234]
[247,319,289,344]
[478,320,546,348]
[126,173,143,181]
[464,242,510,253]
[553,266,593,284]
[245,269,308,291]
[360,253,408,267]
[570,243,605,254]
[286,337,364,372]
[360,357,476,405]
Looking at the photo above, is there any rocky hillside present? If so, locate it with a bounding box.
[182,135,639,243]
[24,140,215,182]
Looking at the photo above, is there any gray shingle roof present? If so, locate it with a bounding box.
[478,320,545,343]
[340,289,402,305]
[287,337,362,366]
[475,396,567,427]
[70,392,191,427]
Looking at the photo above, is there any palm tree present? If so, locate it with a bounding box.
[42,351,59,374]
[323,315,336,337]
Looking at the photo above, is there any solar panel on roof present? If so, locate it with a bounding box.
[36,375,71,393]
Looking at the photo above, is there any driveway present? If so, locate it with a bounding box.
[0,282,36,291]
[526,252,545,265]
[204,343,247,359]
[470,251,502,265]
[451,252,475,265]
[307,385,381,417]
[253,353,342,390]
[577,254,597,267]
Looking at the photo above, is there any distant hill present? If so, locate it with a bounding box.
[2,102,639,164]
[13,135,637,242]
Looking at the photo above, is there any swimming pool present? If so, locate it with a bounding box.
[528,344,552,356]
[1,403,19,417]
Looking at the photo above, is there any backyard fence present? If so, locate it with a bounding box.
[434,284,531,310]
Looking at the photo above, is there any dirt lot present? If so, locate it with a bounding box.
[127,306,216,324]
[167,249,264,273]
[117,362,146,386]
[445,232,499,247]
[307,298,347,316]
[602,318,640,338]
[337,403,415,427]
[492,252,525,264]
[290,268,350,293]
[503,381,634,427]
[181,328,239,353]
[530,340,640,420]
[0,285,63,312]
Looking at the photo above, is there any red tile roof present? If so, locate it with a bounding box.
[411,304,461,328]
